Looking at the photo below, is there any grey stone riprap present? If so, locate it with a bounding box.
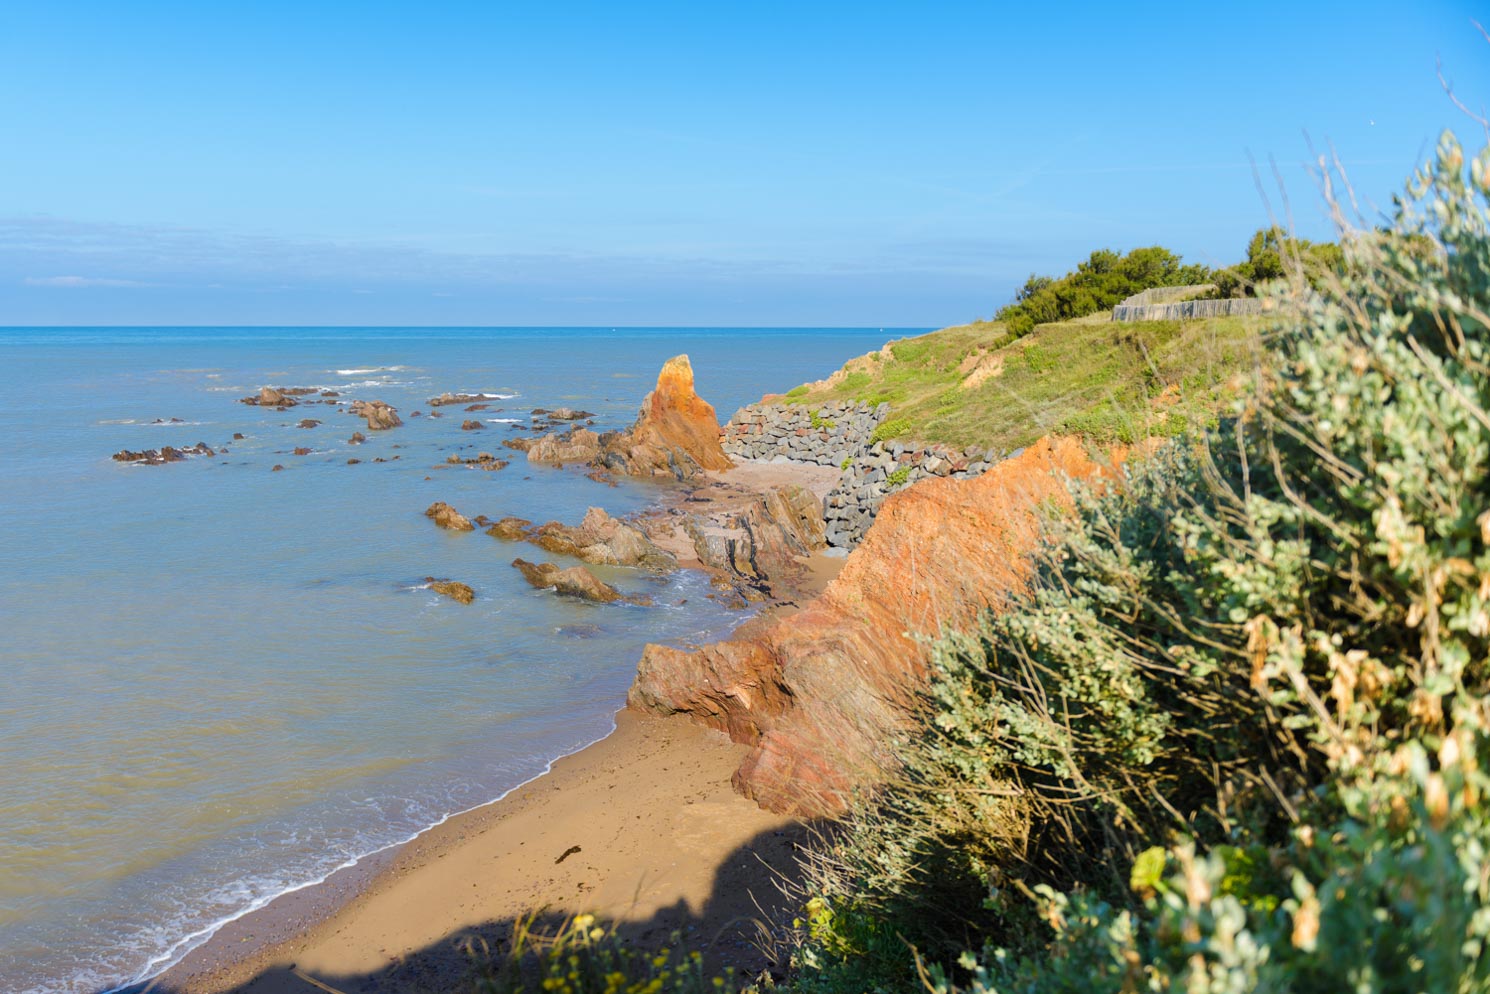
[720,401,1009,549]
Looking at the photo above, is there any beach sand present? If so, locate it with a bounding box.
[152,710,815,994]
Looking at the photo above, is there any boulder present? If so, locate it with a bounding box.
[292,447,311,456]
[348,431,366,445]
[349,400,402,431]
[111,442,214,465]
[529,507,678,571]
[240,386,300,407]
[485,516,532,540]
[511,558,623,603]
[426,578,475,605]
[297,419,320,429]
[548,407,594,421]
[460,419,484,431]
[525,428,603,463]
[424,501,474,531]
[428,393,492,407]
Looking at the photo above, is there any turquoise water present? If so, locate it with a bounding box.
[0,327,902,994]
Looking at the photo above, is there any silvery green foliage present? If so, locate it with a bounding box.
[795,131,1490,993]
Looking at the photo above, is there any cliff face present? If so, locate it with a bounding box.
[628,437,1127,815]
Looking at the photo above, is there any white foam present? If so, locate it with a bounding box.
[486,418,522,424]
[335,366,409,375]
[99,717,625,994]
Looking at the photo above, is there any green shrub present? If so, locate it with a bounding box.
[463,914,729,994]
[995,245,1212,339]
[808,410,836,430]
[886,466,910,487]
[790,129,1490,994]
[784,385,809,399]
[869,417,912,444]
[840,456,852,471]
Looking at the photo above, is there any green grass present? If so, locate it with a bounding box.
[783,315,1262,451]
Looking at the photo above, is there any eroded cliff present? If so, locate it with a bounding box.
[628,437,1127,815]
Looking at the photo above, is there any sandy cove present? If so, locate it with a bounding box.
[145,461,846,994]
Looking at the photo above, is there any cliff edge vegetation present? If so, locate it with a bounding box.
[455,129,1490,994]
[779,312,1263,453]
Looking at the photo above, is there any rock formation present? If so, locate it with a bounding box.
[529,507,678,572]
[511,558,649,605]
[349,400,402,431]
[427,578,474,604]
[485,516,532,540]
[523,356,732,481]
[240,386,301,408]
[627,437,1127,815]
[424,501,474,531]
[460,419,484,431]
[111,442,215,465]
[428,393,494,407]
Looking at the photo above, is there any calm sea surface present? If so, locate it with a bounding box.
[0,327,903,994]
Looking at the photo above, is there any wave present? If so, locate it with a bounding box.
[486,418,522,424]
[97,719,624,994]
[335,366,409,375]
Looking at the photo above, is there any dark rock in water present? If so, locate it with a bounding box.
[531,408,549,415]
[149,417,186,424]
[587,469,619,488]
[548,407,594,421]
[429,411,443,419]
[428,393,494,407]
[425,577,474,605]
[348,399,402,431]
[503,437,537,452]
[297,419,321,429]
[511,558,642,604]
[410,410,423,418]
[271,464,285,472]
[460,419,484,431]
[373,457,388,463]
[320,390,339,397]
[449,452,508,472]
[292,447,311,456]
[347,458,361,465]
[424,501,475,531]
[111,442,214,465]
[556,623,603,639]
[240,386,302,407]
[348,431,367,445]
[233,432,246,440]
[485,516,532,540]
[464,403,490,411]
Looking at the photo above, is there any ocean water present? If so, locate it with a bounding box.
[0,327,903,994]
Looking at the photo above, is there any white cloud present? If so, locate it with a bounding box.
[23,275,155,288]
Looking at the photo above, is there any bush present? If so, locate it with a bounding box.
[790,129,1490,993]
[995,246,1212,339]
[870,417,913,444]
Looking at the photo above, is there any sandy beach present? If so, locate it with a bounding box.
[150,708,817,994]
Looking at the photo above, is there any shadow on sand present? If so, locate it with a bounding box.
[114,822,818,994]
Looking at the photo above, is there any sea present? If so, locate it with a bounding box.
[0,326,904,994]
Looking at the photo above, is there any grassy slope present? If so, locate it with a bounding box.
[782,313,1264,452]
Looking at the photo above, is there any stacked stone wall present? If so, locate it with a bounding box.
[720,401,888,466]
[721,401,1017,549]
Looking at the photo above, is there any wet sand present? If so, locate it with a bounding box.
[150,711,814,994]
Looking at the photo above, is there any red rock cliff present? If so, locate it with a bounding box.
[628,436,1127,815]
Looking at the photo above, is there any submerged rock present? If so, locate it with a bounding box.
[428,392,494,407]
[348,431,367,445]
[485,516,532,540]
[297,419,321,429]
[426,577,475,604]
[424,501,475,531]
[511,558,646,605]
[111,442,214,465]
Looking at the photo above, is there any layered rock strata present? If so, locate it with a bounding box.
[627,437,1127,816]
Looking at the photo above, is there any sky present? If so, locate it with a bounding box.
[1,1,1488,327]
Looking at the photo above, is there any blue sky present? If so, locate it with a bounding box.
[2,2,1487,326]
